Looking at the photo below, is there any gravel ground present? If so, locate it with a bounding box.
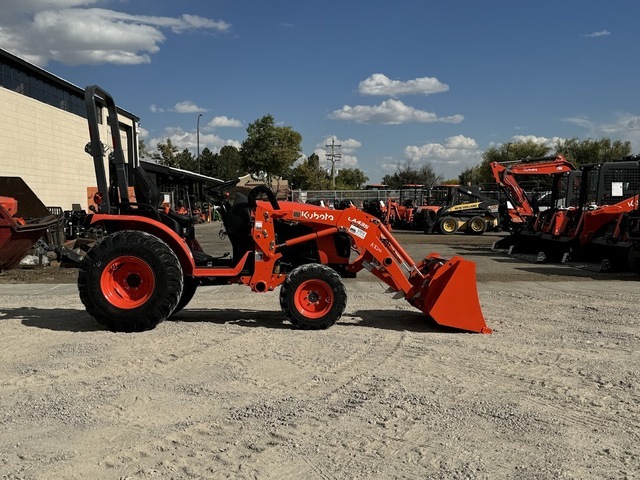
[0,223,638,479]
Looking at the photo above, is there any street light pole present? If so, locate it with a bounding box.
[197,113,203,174]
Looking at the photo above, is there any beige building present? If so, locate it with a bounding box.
[0,48,138,211]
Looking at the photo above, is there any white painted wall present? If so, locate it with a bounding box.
[0,87,134,210]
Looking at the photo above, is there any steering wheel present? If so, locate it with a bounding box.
[203,178,240,198]
[248,185,280,210]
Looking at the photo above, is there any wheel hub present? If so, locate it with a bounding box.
[295,280,334,319]
[101,256,156,309]
[306,291,320,303]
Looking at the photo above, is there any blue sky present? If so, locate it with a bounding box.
[2,1,640,182]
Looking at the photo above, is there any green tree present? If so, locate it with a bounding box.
[240,114,302,186]
[287,153,332,190]
[555,137,631,167]
[199,146,246,180]
[460,140,550,185]
[336,168,369,189]
[151,138,180,168]
[442,178,460,185]
[382,161,443,189]
[138,138,152,159]
[198,147,217,178]
[218,146,245,180]
[176,148,196,171]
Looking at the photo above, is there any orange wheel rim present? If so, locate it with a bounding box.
[100,256,155,309]
[294,279,334,319]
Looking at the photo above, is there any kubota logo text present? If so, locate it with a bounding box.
[293,210,335,221]
[348,217,369,230]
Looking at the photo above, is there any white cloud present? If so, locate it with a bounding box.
[589,113,640,152]
[0,4,231,66]
[583,29,611,38]
[2,1,100,14]
[317,136,362,154]
[149,126,241,154]
[563,116,596,133]
[150,104,164,113]
[358,73,449,97]
[403,135,482,177]
[509,134,562,149]
[173,101,207,114]
[328,99,463,125]
[563,113,640,153]
[312,136,362,168]
[207,116,243,128]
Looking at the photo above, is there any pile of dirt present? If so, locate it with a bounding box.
[0,263,78,284]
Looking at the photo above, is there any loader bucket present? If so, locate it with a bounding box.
[0,177,60,271]
[409,255,491,334]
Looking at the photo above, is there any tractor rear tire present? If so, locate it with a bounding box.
[78,230,183,332]
[280,263,347,330]
[171,277,200,315]
[466,216,487,235]
[628,245,640,273]
[438,216,458,235]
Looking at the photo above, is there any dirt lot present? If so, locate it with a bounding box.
[0,223,638,479]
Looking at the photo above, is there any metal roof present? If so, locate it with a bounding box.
[140,160,223,183]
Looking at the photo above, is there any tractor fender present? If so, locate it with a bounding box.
[88,214,197,275]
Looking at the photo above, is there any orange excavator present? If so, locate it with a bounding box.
[76,85,491,334]
[490,154,577,234]
[492,154,640,270]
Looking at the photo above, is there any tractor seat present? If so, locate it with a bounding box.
[132,165,195,233]
[165,209,196,229]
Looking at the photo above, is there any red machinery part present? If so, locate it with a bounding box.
[0,178,61,271]
[0,196,18,217]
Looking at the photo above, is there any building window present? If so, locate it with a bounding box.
[0,57,89,120]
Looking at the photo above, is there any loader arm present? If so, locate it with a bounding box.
[251,202,490,333]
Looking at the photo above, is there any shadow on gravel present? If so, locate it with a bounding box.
[0,307,104,332]
[7,307,478,334]
[173,308,460,333]
[513,265,640,281]
[339,310,464,334]
[169,308,289,329]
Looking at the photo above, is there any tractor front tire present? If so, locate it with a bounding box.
[438,216,458,235]
[280,264,347,330]
[466,216,487,235]
[171,277,200,315]
[78,230,183,332]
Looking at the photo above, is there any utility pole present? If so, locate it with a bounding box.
[197,113,203,174]
[325,138,342,188]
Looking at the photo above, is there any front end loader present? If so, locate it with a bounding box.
[0,177,61,270]
[77,85,491,334]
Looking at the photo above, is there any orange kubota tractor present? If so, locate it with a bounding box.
[77,85,491,334]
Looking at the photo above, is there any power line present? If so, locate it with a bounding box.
[325,138,342,188]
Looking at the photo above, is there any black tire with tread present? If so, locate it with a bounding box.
[78,230,183,332]
[438,216,458,235]
[280,263,347,330]
[466,216,487,235]
[171,277,200,315]
[628,245,640,273]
